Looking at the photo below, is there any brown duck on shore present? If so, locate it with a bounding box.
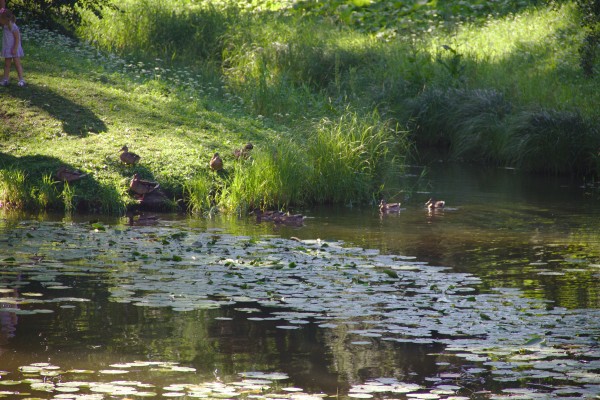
[56,166,87,183]
[425,198,446,210]
[379,200,401,213]
[120,145,141,165]
[129,173,160,196]
[234,143,254,159]
[209,153,223,172]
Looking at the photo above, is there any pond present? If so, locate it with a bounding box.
[1,165,599,400]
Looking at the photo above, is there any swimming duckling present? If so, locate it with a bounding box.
[125,209,159,226]
[273,212,305,225]
[252,208,285,222]
[379,200,401,213]
[129,173,160,196]
[425,198,445,210]
[209,153,223,171]
[120,145,141,165]
[56,166,87,183]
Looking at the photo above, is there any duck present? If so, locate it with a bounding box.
[129,173,160,196]
[252,208,285,222]
[379,200,401,213]
[120,145,141,165]
[273,212,305,225]
[425,198,446,210]
[233,143,254,159]
[55,166,87,183]
[209,153,223,171]
[125,209,159,226]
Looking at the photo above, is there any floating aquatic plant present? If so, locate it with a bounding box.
[0,220,599,399]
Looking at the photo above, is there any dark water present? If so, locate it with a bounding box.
[1,165,599,399]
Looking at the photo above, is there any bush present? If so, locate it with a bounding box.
[78,0,233,62]
[404,88,512,160]
[506,109,600,174]
[11,0,110,29]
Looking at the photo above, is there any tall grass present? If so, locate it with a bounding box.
[78,0,234,63]
[0,169,28,209]
[306,111,403,205]
[184,172,215,215]
[505,109,600,174]
[222,144,309,212]
[32,174,60,209]
[10,0,596,216]
[184,110,403,213]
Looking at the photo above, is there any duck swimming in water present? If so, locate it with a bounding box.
[379,200,401,213]
[425,198,445,210]
[252,208,285,222]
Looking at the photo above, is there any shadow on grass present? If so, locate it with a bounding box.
[3,83,107,137]
[0,152,124,212]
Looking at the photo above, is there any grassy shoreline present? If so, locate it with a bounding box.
[1,1,599,214]
[0,25,404,214]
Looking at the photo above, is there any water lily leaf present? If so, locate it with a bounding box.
[523,336,546,346]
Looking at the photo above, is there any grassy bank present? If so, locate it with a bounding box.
[1,0,600,214]
[78,0,600,173]
[0,25,404,213]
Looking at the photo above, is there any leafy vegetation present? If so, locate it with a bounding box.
[1,0,600,213]
[1,219,599,397]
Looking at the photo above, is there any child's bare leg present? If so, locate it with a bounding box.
[3,58,10,81]
[13,58,23,81]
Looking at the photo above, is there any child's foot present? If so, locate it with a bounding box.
[17,80,26,87]
[0,79,8,86]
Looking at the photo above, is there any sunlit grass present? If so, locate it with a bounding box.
[2,0,599,213]
[1,20,410,213]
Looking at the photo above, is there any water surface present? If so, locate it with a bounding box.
[1,165,599,399]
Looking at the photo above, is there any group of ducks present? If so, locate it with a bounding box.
[54,145,142,183]
[210,143,254,172]
[55,143,442,226]
[379,198,446,213]
[252,208,305,225]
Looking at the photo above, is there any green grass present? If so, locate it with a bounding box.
[0,24,403,213]
[2,0,600,213]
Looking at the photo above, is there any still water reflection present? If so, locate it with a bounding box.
[0,165,599,399]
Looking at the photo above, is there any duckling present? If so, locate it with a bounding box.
[120,145,141,165]
[209,153,223,171]
[129,173,160,196]
[379,200,401,213]
[273,212,305,225]
[252,208,285,222]
[234,143,254,159]
[425,198,445,210]
[125,209,159,226]
[55,166,87,183]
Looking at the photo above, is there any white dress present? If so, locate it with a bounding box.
[2,23,24,58]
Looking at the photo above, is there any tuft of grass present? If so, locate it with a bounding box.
[32,173,60,209]
[220,143,309,212]
[60,182,76,213]
[405,88,513,162]
[505,109,600,174]
[0,169,28,209]
[184,172,216,215]
[306,110,403,205]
